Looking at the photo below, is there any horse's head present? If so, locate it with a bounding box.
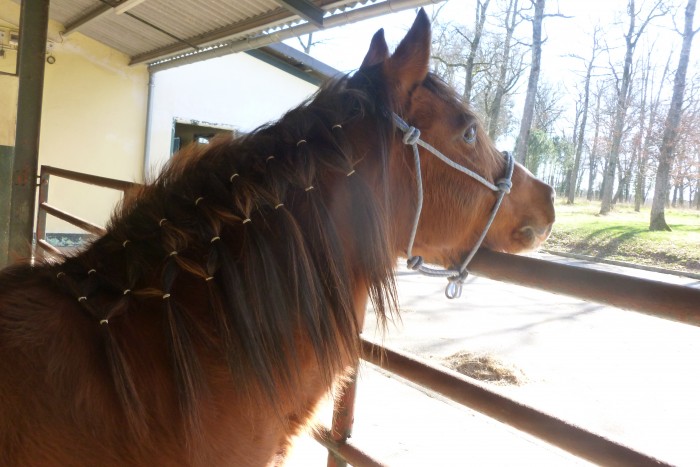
[359,9,555,270]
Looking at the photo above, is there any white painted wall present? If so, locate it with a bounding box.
[146,52,318,178]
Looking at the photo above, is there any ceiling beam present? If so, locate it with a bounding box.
[148,0,443,73]
[130,8,298,65]
[63,4,111,36]
[275,0,325,27]
[114,0,150,15]
[63,0,152,36]
[136,0,443,67]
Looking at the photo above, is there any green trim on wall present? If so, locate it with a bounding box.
[0,145,14,267]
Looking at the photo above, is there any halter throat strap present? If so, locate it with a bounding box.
[392,113,515,299]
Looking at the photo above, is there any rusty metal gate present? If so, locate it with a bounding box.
[35,166,700,467]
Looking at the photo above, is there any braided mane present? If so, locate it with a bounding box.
[29,70,399,432]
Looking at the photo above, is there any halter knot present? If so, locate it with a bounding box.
[445,274,466,299]
[496,178,512,194]
[406,255,424,270]
[402,126,421,146]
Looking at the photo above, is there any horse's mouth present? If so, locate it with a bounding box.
[512,224,553,252]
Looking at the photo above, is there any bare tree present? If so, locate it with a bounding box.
[430,1,491,102]
[514,0,545,165]
[487,0,522,140]
[296,33,323,54]
[567,27,602,204]
[599,0,668,215]
[650,0,698,230]
[633,47,670,211]
[431,3,526,141]
[586,84,606,200]
[533,80,565,131]
[463,0,491,101]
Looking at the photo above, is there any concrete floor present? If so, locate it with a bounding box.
[286,253,700,466]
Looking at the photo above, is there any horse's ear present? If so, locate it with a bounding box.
[360,28,390,69]
[387,8,431,93]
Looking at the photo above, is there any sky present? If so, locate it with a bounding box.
[283,0,698,146]
[283,1,634,73]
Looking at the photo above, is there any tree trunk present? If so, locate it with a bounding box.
[650,0,696,230]
[587,90,603,201]
[567,30,599,205]
[514,0,544,166]
[601,0,666,214]
[600,3,636,214]
[464,0,491,102]
[487,0,517,140]
[672,184,678,207]
[634,172,645,211]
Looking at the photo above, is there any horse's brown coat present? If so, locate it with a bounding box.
[0,10,554,466]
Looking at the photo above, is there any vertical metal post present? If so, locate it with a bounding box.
[0,146,13,267]
[7,0,50,262]
[34,168,50,260]
[327,367,359,467]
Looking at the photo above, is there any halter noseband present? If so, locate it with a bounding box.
[392,114,515,299]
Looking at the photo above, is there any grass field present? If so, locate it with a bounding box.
[544,199,700,275]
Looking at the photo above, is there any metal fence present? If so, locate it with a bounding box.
[318,250,700,467]
[34,166,700,466]
[34,165,136,257]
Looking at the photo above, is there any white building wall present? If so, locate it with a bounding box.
[146,52,319,178]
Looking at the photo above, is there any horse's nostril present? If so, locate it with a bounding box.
[515,226,536,245]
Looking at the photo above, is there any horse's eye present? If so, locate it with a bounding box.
[463,124,477,144]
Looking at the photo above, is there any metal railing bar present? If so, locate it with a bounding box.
[313,428,388,467]
[41,165,137,192]
[470,249,700,327]
[361,339,670,467]
[36,239,62,256]
[327,369,359,467]
[39,202,106,236]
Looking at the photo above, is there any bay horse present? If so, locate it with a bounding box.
[0,9,554,466]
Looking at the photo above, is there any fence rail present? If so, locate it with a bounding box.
[325,249,700,466]
[34,165,136,256]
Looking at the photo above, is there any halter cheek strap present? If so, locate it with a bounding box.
[392,113,515,299]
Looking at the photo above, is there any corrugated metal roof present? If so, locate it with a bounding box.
[13,0,427,67]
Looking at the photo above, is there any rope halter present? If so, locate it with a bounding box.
[392,113,515,299]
